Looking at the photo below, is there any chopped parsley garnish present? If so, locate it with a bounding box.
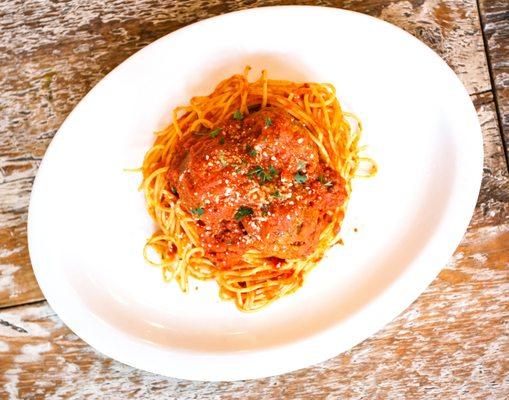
[209,128,222,138]
[318,175,333,187]
[246,145,257,157]
[264,117,272,127]
[219,136,225,145]
[294,171,307,184]
[233,110,244,121]
[234,206,253,221]
[271,190,281,198]
[190,207,204,216]
[247,165,263,177]
[170,186,178,196]
[295,162,307,184]
[247,165,278,184]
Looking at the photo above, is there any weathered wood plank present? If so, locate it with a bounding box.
[0,0,495,309]
[478,0,509,162]
[471,92,509,229]
[0,221,506,399]
[0,217,43,308]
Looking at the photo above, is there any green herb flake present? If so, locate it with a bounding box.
[294,171,307,184]
[268,165,278,176]
[170,186,179,196]
[190,207,204,216]
[209,128,222,138]
[318,175,333,187]
[264,117,272,127]
[271,190,281,198]
[297,161,306,170]
[219,137,225,145]
[247,165,277,184]
[234,206,253,221]
[246,145,257,157]
[247,165,264,177]
[233,110,244,121]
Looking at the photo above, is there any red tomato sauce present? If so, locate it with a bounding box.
[167,108,346,268]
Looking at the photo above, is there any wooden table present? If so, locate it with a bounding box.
[1,1,508,398]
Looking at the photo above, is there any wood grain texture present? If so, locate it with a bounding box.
[0,0,507,398]
[471,92,509,229]
[478,0,509,162]
[0,0,493,308]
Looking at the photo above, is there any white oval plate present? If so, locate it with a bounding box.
[28,6,483,381]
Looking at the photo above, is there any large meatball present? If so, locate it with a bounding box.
[167,108,346,267]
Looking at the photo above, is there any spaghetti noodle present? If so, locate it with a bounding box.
[141,67,376,311]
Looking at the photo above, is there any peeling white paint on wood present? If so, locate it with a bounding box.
[14,342,52,363]
[0,265,20,296]
[0,246,23,258]
[3,367,20,400]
